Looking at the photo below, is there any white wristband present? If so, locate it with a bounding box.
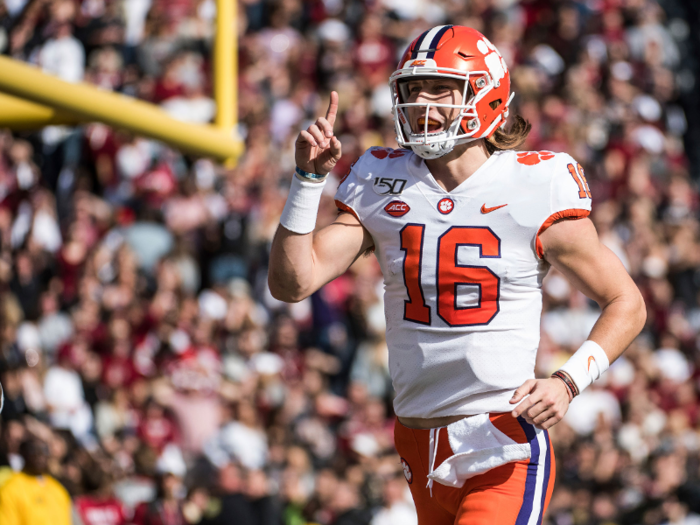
[279,172,327,234]
[559,340,610,396]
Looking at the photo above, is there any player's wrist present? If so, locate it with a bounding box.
[555,340,610,398]
[295,165,328,182]
[550,371,575,402]
[280,170,328,234]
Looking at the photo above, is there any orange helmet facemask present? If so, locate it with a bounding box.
[390,25,515,160]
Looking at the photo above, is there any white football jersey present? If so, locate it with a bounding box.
[334,148,592,418]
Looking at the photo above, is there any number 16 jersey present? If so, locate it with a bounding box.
[334,147,592,418]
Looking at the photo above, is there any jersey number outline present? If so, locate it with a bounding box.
[400,225,501,327]
[568,163,591,199]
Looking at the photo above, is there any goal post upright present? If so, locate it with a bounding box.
[214,0,237,140]
[0,5,243,165]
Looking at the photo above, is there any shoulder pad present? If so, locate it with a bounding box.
[355,147,412,177]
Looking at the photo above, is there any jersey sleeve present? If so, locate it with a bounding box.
[535,153,593,258]
[333,155,364,223]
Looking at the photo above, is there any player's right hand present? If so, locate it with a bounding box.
[510,378,571,430]
[295,91,342,176]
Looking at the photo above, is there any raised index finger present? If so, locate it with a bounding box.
[325,91,339,127]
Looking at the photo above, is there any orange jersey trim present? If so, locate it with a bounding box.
[335,200,360,222]
[536,209,590,259]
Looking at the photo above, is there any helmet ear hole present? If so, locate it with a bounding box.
[489,99,502,110]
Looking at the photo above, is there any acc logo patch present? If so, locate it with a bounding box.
[516,151,555,166]
[437,198,454,214]
[401,458,413,484]
[385,201,410,217]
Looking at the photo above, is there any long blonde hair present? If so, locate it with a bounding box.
[484,115,532,154]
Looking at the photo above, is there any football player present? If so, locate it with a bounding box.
[269,25,646,525]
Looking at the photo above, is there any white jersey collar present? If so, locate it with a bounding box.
[406,149,505,196]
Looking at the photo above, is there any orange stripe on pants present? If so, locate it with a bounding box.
[394,414,556,525]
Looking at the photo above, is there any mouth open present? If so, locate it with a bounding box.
[417,117,444,133]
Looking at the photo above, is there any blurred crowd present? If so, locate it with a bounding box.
[0,0,700,524]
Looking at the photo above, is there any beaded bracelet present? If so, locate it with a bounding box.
[296,166,328,182]
[551,370,578,401]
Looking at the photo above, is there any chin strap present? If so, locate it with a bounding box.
[408,118,465,159]
[499,92,516,129]
[504,92,515,116]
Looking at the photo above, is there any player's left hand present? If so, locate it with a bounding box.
[509,378,571,430]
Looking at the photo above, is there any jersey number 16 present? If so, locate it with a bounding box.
[401,225,501,327]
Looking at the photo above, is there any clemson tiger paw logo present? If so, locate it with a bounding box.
[437,198,454,214]
[476,38,507,82]
[371,148,406,160]
[516,151,555,166]
[400,458,413,484]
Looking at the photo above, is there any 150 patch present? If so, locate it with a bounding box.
[373,177,407,195]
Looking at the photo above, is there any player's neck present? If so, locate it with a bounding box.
[425,140,491,193]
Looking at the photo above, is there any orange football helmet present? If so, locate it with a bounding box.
[390,25,514,159]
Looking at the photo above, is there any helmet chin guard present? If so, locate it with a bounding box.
[403,115,463,160]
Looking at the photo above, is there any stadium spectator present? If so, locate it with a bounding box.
[0,438,72,525]
[74,469,128,525]
[132,471,186,525]
[1,0,700,523]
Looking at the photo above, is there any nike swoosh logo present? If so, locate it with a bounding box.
[588,356,595,372]
[481,203,507,214]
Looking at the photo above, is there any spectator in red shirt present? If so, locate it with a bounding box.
[351,14,394,89]
[137,398,179,454]
[102,316,137,390]
[74,470,127,525]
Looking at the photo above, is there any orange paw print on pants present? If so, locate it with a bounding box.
[516,151,555,165]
